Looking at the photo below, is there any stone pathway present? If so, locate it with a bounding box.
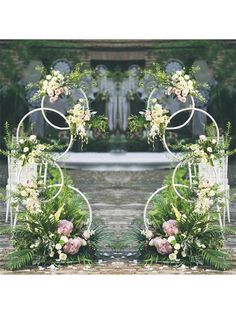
[1,160,236,274]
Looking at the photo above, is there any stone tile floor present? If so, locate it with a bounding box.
[1,161,236,274]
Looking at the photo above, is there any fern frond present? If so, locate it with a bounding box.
[5,249,34,271]
[202,249,230,271]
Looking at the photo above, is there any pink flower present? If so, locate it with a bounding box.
[59,87,64,94]
[153,237,173,255]
[63,237,83,255]
[57,220,73,236]
[162,220,179,236]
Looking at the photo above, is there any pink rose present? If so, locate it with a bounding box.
[57,220,73,236]
[162,220,179,236]
[63,237,83,255]
[153,237,173,255]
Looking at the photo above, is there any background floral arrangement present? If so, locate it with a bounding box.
[27,63,92,103]
[66,99,96,144]
[142,63,209,103]
[140,102,169,145]
[133,171,236,270]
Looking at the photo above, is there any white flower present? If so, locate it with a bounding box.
[55,243,62,250]
[23,147,29,153]
[199,135,206,141]
[212,139,217,144]
[184,75,190,80]
[174,243,181,250]
[19,139,24,144]
[83,230,91,240]
[49,251,54,257]
[145,230,153,240]
[207,147,213,153]
[60,236,68,243]
[59,253,67,261]
[169,253,177,261]
[29,135,37,142]
[208,190,215,197]
[20,190,27,197]
[46,75,52,80]
[149,239,154,246]
[181,251,187,257]
[167,236,175,243]
[81,239,87,246]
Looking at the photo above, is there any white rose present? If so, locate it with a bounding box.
[19,139,24,144]
[55,243,62,250]
[174,243,181,250]
[60,236,68,243]
[145,230,153,240]
[46,75,52,80]
[59,253,67,261]
[168,236,175,243]
[184,74,190,80]
[181,251,187,257]
[207,147,213,153]
[211,139,217,144]
[23,147,29,153]
[169,253,177,261]
[29,135,37,142]
[199,135,206,141]
[83,230,91,240]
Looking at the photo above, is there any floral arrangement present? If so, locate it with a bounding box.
[0,171,103,270]
[66,99,96,143]
[140,102,169,145]
[0,126,60,166]
[134,171,236,270]
[175,123,236,166]
[142,63,208,103]
[27,63,92,103]
[194,179,223,213]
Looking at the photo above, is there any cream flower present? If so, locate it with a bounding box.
[169,253,177,261]
[55,243,62,250]
[59,253,67,261]
[174,243,181,250]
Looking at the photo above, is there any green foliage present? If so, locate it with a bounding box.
[127,115,146,139]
